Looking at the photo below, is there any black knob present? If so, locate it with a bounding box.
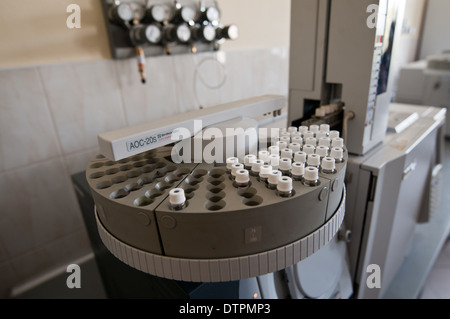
[164,24,192,43]
[216,25,239,41]
[193,24,216,43]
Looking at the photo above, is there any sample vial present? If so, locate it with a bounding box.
[307,154,321,168]
[291,162,305,181]
[259,150,271,164]
[281,148,293,159]
[244,154,257,170]
[291,136,303,145]
[294,151,307,163]
[276,141,288,150]
[235,169,250,187]
[268,170,281,190]
[318,137,331,147]
[305,137,317,146]
[331,137,344,148]
[321,157,336,174]
[277,176,294,197]
[268,145,280,155]
[304,131,315,139]
[251,159,264,177]
[298,126,309,135]
[280,136,291,144]
[230,163,244,180]
[309,125,320,134]
[330,147,344,163]
[316,131,328,139]
[279,158,292,176]
[289,143,301,152]
[315,145,329,158]
[303,167,320,187]
[329,130,340,139]
[269,154,280,169]
[169,188,186,210]
[320,124,330,132]
[303,144,315,156]
[259,165,273,184]
[288,126,298,133]
[226,157,239,173]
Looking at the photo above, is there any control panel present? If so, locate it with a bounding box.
[102,0,238,60]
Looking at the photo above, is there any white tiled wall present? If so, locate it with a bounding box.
[0,47,289,297]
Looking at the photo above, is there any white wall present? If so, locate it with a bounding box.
[420,0,450,59]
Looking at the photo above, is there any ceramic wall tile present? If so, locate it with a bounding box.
[0,67,61,172]
[0,157,86,259]
[115,56,180,127]
[39,60,127,154]
[64,147,99,176]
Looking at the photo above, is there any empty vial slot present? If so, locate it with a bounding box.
[242,195,263,207]
[96,181,113,190]
[125,183,142,192]
[118,158,130,164]
[185,176,203,186]
[105,168,119,175]
[237,187,257,198]
[104,161,116,167]
[119,164,133,172]
[165,173,182,184]
[192,169,208,178]
[112,175,127,184]
[174,167,191,177]
[133,161,146,168]
[209,168,226,178]
[90,162,104,169]
[206,191,226,203]
[137,176,154,186]
[96,155,106,159]
[155,181,172,191]
[207,183,225,193]
[139,166,153,174]
[126,170,141,179]
[145,189,163,199]
[161,165,177,174]
[131,155,143,161]
[110,188,129,199]
[89,171,105,179]
[134,196,154,207]
[205,200,226,211]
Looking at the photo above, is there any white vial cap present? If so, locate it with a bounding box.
[259,165,273,178]
[329,131,340,139]
[279,157,292,171]
[291,136,303,144]
[303,144,315,155]
[251,159,264,173]
[291,131,302,138]
[269,145,280,155]
[305,137,317,146]
[294,151,307,163]
[304,166,319,182]
[316,131,328,139]
[276,141,288,149]
[309,125,320,133]
[268,170,281,185]
[269,154,280,167]
[259,150,270,163]
[320,124,330,132]
[169,188,186,206]
[322,157,336,171]
[291,162,305,176]
[281,148,293,159]
[331,137,344,148]
[231,163,244,176]
[280,127,287,133]
[226,157,239,169]
[280,135,291,143]
[277,176,293,193]
[315,145,329,158]
[319,137,331,147]
[330,147,344,161]
[298,126,309,135]
[244,154,257,166]
[288,126,298,133]
[235,169,250,184]
[307,154,321,167]
[304,131,315,139]
[289,143,301,152]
